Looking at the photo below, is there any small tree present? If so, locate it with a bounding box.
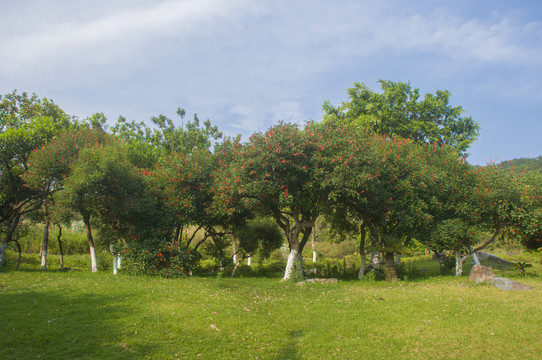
[231,217,283,277]
[0,91,72,267]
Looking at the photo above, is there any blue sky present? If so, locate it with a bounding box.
[1,0,541,165]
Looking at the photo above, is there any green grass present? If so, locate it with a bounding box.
[1,264,541,359]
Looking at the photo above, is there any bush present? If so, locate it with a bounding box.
[123,238,201,277]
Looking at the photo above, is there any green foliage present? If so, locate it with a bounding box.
[323,80,480,154]
[122,238,201,277]
[235,217,283,259]
[498,156,542,175]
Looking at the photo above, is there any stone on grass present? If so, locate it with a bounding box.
[489,277,534,291]
[468,265,495,283]
[296,278,338,286]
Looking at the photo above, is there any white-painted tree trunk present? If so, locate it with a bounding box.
[311,229,317,263]
[247,256,251,267]
[283,249,300,281]
[41,249,48,270]
[468,245,480,265]
[117,255,122,269]
[111,245,118,275]
[41,222,49,270]
[90,246,98,273]
[233,253,237,264]
[455,249,464,276]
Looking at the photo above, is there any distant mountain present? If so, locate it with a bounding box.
[498,156,542,175]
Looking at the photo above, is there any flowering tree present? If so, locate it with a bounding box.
[223,121,353,281]
[25,129,145,273]
[0,91,72,267]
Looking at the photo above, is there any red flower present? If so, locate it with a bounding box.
[157,253,162,257]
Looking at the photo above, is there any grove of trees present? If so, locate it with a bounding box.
[1,84,541,281]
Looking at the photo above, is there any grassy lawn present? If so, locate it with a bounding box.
[1,263,541,360]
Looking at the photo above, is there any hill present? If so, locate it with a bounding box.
[498,156,542,175]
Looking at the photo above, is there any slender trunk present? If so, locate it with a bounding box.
[247,256,251,267]
[0,241,8,268]
[369,225,380,267]
[117,255,122,269]
[358,223,366,279]
[57,225,64,269]
[455,249,464,276]
[384,252,397,282]
[41,219,50,270]
[173,226,181,244]
[311,229,317,263]
[110,245,118,275]
[232,237,237,264]
[0,216,21,268]
[83,213,98,272]
[231,256,245,278]
[468,245,480,265]
[395,254,401,265]
[283,249,303,281]
[12,239,22,270]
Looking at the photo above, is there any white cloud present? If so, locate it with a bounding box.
[0,0,259,73]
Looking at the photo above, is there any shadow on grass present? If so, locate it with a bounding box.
[272,330,304,360]
[0,289,153,360]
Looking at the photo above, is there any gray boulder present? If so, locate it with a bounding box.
[490,277,534,291]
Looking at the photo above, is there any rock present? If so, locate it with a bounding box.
[468,265,495,283]
[297,278,338,286]
[489,277,534,291]
[476,251,514,266]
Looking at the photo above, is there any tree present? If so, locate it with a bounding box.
[25,128,144,273]
[223,121,353,281]
[111,108,223,169]
[516,172,542,250]
[0,91,72,267]
[231,217,283,277]
[323,80,480,155]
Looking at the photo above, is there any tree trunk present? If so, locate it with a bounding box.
[0,216,20,268]
[0,241,8,268]
[369,225,380,267]
[384,252,397,282]
[232,237,237,264]
[110,245,118,275]
[282,249,303,281]
[358,223,366,279]
[117,255,122,269]
[83,213,98,272]
[12,239,22,270]
[40,220,50,270]
[395,254,401,265]
[455,249,464,276]
[57,225,64,269]
[311,229,317,263]
[468,245,480,265]
[247,256,251,267]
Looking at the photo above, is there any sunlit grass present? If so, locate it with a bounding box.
[1,267,541,359]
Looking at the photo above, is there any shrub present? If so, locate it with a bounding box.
[122,238,201,277]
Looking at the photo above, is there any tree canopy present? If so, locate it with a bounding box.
[323,80,480,154]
